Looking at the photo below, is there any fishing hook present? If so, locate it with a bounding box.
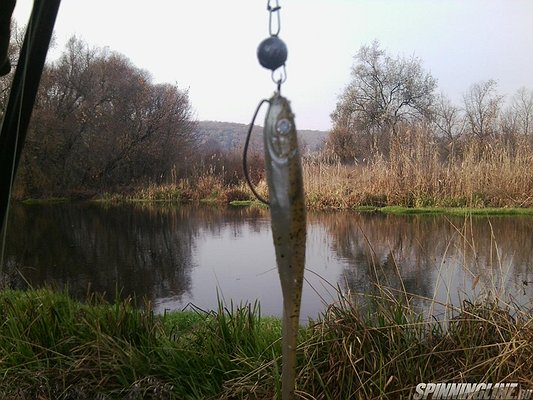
[243,98,270,205]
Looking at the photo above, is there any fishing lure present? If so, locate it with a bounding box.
[265,93,306,400]
[244,89,307,400]
[243,3,306,398]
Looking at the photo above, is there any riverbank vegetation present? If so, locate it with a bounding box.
[303,131,533,210]
[98,129,533,212]
[94,125,533,212]
[2,35,532,211]
[0,288,530,399]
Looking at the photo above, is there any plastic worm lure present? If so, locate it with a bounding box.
[243,93,306,400]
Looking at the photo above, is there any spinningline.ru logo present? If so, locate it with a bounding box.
[412,383,533,399]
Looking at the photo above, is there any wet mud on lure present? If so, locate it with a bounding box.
[243,2,306,399]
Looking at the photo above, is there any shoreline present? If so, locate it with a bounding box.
[18,196,533,217]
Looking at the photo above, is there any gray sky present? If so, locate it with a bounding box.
[13,0,533,131]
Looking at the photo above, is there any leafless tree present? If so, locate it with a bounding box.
[498,87,533,156]
[15,36,196,196]
[463,79,503,139]
[330,41,437,159]
[433,94,465,141]
[0,21,25,110]
[509,87,533,136]
[431,93,467,160]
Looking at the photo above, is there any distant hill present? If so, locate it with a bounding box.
[194,121,328,154]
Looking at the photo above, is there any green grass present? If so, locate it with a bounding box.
[378,206,533,216]
[352,205,385,212]
[0,288,530,399]
[229,200,255,206]
[0,290,283,399]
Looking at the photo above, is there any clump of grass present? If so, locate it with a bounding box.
[0,288,174,399]
[299,293,433,399]
[0,289,282,399]
[221,288,533,399]
[441,300,533,381]
[220,186,253,204]
[97,191,126,202]
[130,183,189,202]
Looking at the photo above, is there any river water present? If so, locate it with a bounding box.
[3,203,532,320]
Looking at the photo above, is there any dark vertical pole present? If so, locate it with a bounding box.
[0,0,17,77]
[0,0,61,229]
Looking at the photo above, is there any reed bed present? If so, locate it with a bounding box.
[304,132,533,210]
[120,130,533,212]
[0,288,530,399]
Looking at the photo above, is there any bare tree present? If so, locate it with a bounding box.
[325,125,362,163]
[431,94,466,160]
[509,87,533,136]
[331,41,437,158]
[16,36,196,196]
[433,94,465,141]
[463,79,503,139]
[0,21,25,110]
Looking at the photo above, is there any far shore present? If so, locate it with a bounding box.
[18,195,533,217]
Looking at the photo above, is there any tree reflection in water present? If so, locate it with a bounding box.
[312,212,533,316]
[3,204,532,319]
[4,203,199,302]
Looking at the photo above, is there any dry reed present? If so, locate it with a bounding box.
[303,129,533,210]
[113,127,533,211]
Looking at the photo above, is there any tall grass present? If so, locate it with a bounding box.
[0,289,282,399]
[304,130,533,210]
[0,287,530,399]
[93,126,533,211]
[220,288,532,399]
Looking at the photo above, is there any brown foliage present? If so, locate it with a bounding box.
[307,124,533,209]
[10,37,197,198]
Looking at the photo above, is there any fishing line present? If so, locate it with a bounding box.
[243,0,289,205]
[255,266,277,277]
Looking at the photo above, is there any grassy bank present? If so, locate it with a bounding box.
[94,177,533,216]
[18,132,533,214]
[369,206,533,216]
[0,289,531,399]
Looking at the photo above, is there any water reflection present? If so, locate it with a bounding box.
[3,203,532,320]
[314,212,533,316]
[4,203,197,301]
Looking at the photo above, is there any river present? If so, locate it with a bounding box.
[2,203,532,320]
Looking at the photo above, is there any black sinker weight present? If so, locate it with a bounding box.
[257,36,287,71]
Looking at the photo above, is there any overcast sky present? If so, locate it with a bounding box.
[13,0,533,131]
